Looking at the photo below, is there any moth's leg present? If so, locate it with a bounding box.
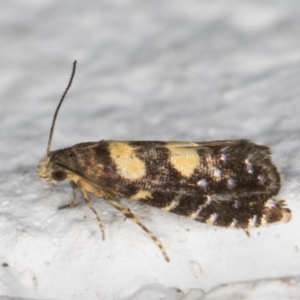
[81,189,105,241]
[108,199,170,262]
[244,230,250,237]
[59,181,78,210]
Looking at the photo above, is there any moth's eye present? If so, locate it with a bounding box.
[51,170,67,181]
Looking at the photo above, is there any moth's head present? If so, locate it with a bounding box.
[38,151,69,183]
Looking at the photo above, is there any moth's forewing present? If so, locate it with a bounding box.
[68,139,290,229]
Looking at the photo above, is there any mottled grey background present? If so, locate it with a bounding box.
[1,1,300,299]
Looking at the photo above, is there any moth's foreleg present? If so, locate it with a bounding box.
[58,181,78,210]
[108,199,170,262]
[81,189,105,240]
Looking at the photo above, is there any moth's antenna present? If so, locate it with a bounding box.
[47,60,77,154]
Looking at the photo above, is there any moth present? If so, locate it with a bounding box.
[38,61,291,262]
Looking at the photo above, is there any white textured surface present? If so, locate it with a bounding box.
[1,1,300,299]
[201,277,300,300]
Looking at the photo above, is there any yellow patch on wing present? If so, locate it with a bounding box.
[130,190,153,201]
[109,142,146,180]
[167,143,200,177]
